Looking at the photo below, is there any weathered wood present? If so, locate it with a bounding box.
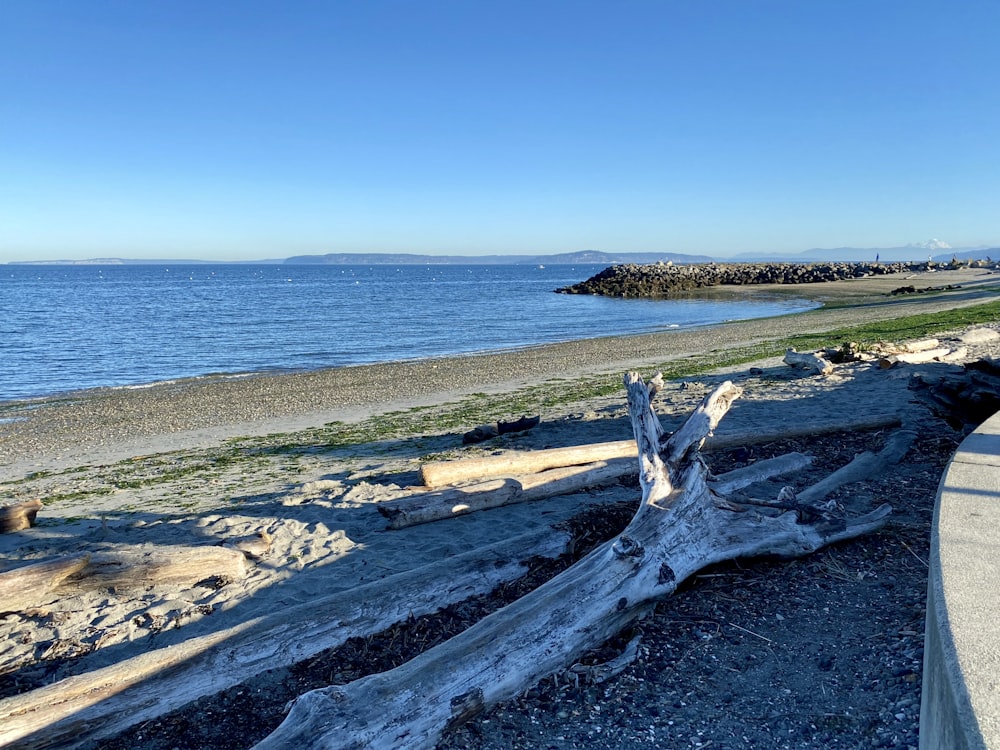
[783,348,834,375]
[879,348,952,368]
[0,555,91,613]
[72,545,250,589]
[901,337,941,353]
[0,529,573,750]
[379,459,633,529]
[254,376,899,750]
[708,452,812,495]
[0,498,43,533]
[420,440,637,488]
[389,453,816,530]
[421,413,901,488]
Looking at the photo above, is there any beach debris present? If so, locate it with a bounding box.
[415,412,900,497]
[783,348,834,376]
[497,414,541,434]
[228,531,273,560]
[461,423,499,444]
[878,349,953,368]
[0,545,251,617]
[910,356,1000,430]
[0,554,91,614]
[254,374,908,750]
[378,460,632,529]
[0,529,575,750]
[462,415,540,444]
[0,498,43,533]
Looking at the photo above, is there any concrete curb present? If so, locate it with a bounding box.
[920,412,1000,749]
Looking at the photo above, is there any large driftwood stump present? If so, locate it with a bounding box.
[254,375,902,750]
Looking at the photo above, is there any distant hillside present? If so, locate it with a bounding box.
[931,248,1000,262]
[729,240,995,263]
[282,250,713,265]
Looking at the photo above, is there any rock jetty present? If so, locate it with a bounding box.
[556,261,930,297]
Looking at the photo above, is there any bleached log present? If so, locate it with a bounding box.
[420,413,901,488]
[879,348,952,368]
[72,545,250,589]
[0,529,573,750]
[783,348,834,375]
[0,498,43,533]
[389,452,816,530]
[254,376,899,750]
[379,459,633,529]
[902,338,941,353]
[420,440,637,488]
[708,452,812,495]
[0,555,90,613]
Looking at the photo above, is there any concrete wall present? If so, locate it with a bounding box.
[920,413,1000,749]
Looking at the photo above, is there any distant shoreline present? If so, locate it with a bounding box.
[6,245,998,266]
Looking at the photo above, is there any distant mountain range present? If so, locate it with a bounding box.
[8,243,998,266]
[731,240,999,263]
[282,250,714,265]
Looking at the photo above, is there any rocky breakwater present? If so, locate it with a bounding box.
[555,261,928,297]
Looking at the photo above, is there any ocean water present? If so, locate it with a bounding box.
[0,263,816,402]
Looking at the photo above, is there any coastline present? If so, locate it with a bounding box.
[1,267,998,477]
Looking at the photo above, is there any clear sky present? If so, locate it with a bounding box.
[2,1,998,262]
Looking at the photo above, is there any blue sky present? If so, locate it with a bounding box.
[2,1,998,262]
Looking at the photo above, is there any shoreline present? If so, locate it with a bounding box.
[1,267,998,478]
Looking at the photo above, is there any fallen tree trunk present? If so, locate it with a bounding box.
[0,546,249,615]
[0,499,43,533]
[0,529,574,750]
[902,337,941,353]
[421,440,637,488]
[77,545,251,589]
[0,555,91,614]
[879,348,952,368]
[379,459,633,529]
[420,413,901,488]
[254,375,900,750]
[383,452,814,530]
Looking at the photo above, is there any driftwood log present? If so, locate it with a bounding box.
[0,529,574,750]
[379,459,633,528]
[879,347,953,368]
[0,555,91,614]
[254,375,903,749]
[0,499,43,533]
[783,348,834,375]
[0,545,250,615]
[418,413,902,489]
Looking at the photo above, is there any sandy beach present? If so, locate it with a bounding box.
[1,266,999,750]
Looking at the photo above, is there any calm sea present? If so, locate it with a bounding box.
[0,263,815,402]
